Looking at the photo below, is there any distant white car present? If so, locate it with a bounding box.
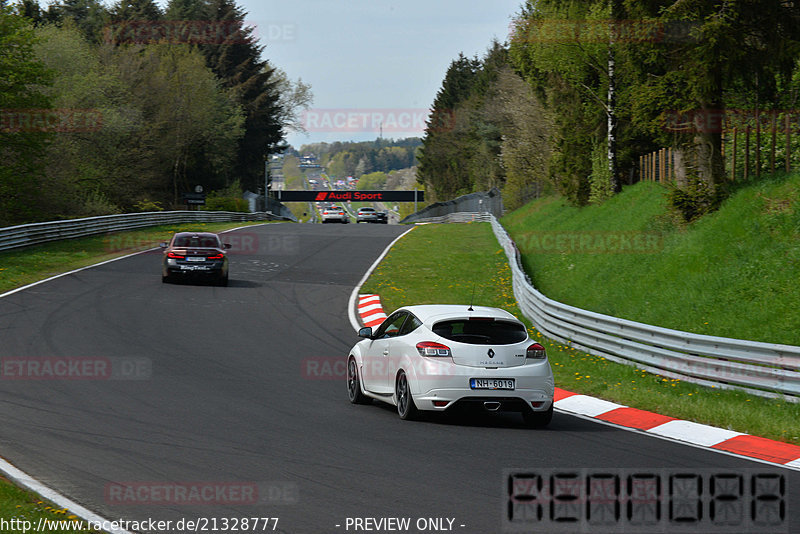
[356,207,378,223]
[347,305,554,426]
[321,206,349,223]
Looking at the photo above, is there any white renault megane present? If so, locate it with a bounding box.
[347,305,555,427]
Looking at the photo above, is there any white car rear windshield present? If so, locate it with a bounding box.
[432,319,527,345]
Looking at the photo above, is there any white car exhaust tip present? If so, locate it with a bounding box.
[483,401,501,412]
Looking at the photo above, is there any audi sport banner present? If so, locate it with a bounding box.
[276,190,424,202]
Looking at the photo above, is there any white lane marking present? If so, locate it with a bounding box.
[0,443,135,534]
[785,458,800,469]
[554,395,625,417]
[0,250,155,299]
[647,420,744,447]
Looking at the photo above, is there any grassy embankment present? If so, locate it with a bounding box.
[503,176,800,345]
[361,172,800,444]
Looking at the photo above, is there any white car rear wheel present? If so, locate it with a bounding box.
[347,357,370,404]
[395,371,418,420]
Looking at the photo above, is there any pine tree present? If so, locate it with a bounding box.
[18,0,44,24]
[200,0,284,192]
[418,54,481,199]
[110,0,162,22]
[164,0,207,20]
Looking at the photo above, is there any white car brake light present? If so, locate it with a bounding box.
[526,343,546,360]
[416,341,452,358]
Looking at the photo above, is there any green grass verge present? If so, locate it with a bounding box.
[284,202,315,223]
[502,174,800,345]
[0,221,265,294]
[360,223,800,444]
[0,475,101,533]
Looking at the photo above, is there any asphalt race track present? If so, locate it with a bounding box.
[0,222,797,533]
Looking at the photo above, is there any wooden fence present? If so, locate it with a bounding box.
[640,110,798,183]
[640,147,674,183]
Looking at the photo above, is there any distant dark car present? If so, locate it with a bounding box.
[160,232,231,286]
[357,207,389,224]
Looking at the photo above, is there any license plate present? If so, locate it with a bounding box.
[470,378,515,390]
[185,256,205,262]
[180,265,209,271]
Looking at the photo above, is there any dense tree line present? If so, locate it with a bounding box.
[419,0,800,213]
[417,43,551,209]
[298,138,421,179]
[0,0,310,226]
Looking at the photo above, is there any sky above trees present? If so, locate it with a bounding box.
[172,0,523,146]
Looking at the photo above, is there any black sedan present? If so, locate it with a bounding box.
[160,232,231,286]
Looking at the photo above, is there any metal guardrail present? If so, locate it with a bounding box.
[411,211,800,400]
[400,188,503,224]
[0,211,290,253]
[409,212,493,224]
[485,215,800,400]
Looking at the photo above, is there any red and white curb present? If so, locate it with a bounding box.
[355,293,800,471]
[554,389,800,469]
[358,294,388,328]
